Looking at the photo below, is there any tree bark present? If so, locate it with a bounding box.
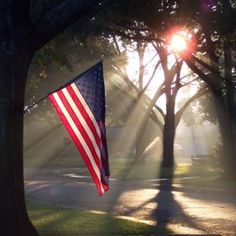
[162,94,175,168]
[0,1,39,235]
[186,55,236,178]
[213,92,236,178]
[224,40,236,147]
[0,51,39,236]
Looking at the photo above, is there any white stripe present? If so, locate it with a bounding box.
[62,88,101,161]
[71,83,101,138]
[52,93,104,193]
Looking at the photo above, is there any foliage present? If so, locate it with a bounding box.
[196,92,218,123]
[182,91,218,126]
[31,0,64,22]
[26,34,118,104]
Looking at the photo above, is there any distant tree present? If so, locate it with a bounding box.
[152,43,207,167]
[182,91,218,126]
[111,38,207,167]
[111,39,170,158]
[96,0,236,177]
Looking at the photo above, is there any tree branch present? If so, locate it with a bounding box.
[179,76,198,88]
[175,86,208,127]
[144,51,158,67]
[142,61,161,92]
[150,109,164,131]
[154,104,165,120]
[30,0,102,52]
[111,65,139,93]
[104,23,164,44]
[112,35,122,55]
[192,54,224,80]
[184,58,220,93]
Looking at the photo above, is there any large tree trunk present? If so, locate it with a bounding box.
[213,92,236,179]
[0,54,39,235]
[224,42,236,151]
[162,94,175,168]
[0,53,39,236]
[210,41,236,179]
[0,2,39,235]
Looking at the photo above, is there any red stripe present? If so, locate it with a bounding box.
[67,85,101,147]
[49,93,103,196]
[59,87,108,193]
[57,89,101,169]
[67,84,109,191]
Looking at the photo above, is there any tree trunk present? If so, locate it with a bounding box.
[0,2,39,234]
[213,92,236,179]
[162,94,175,168]
[224,42,236,149]
[0,50,39,236]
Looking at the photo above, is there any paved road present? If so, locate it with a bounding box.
[25,173,236,235]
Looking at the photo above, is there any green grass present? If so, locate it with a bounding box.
[180,175,236,189]
[27,201,170,236]
[107,158,219,180]
[53,157,220,181]
[24,155,85,168]
[24,152,221,184]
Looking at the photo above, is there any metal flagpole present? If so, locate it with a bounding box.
[24,95,48,113]
[24,59,103,114]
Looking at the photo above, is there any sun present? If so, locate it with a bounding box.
[167,27,196,57]
[170,34,188,53]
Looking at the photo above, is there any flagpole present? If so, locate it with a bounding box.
[24,95,48,113]
[24,59,103,114]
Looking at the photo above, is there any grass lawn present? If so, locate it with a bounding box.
[27,201,170,236]
[180,175,236,189]
[100,158,220,180]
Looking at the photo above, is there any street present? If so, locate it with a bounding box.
[25,171,236,235]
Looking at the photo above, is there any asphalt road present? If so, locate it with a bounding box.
[25,172,236,235]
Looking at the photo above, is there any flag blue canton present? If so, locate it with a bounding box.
[75,62,105,121]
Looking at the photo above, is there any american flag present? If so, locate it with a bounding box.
[48,62,109,196]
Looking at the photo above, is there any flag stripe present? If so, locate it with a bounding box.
[50,92,105,194]
[61,87,101,163]
[58,89,101,169]
[62,86,110,188]
[49,93,105,195]
[71,83,101,138]
[67,85,101,147]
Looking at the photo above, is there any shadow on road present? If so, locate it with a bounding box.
[151,165,204,233]
[121,164,206,234]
